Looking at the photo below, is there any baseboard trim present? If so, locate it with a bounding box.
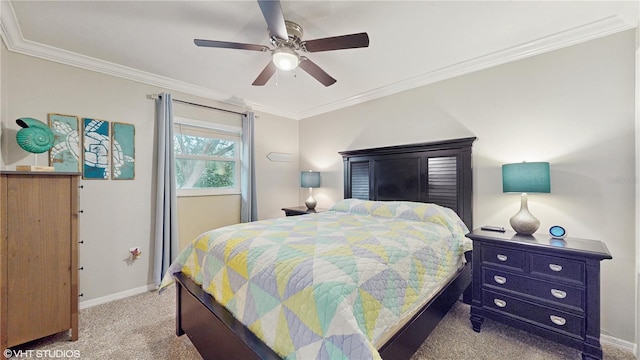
[79,284,157,310]
[600,334,637,355]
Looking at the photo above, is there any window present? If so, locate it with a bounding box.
[174,117,242,196]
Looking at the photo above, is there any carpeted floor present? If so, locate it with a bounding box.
[16,286,636,360]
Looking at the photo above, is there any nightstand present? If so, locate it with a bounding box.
[466,229,612,360]
[281,206,327,216]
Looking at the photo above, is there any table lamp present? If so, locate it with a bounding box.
[502,162,550,235]
[301,171,321,210]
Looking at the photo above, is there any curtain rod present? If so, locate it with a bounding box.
[147,94,246,116]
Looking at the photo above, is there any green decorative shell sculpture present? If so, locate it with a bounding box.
[15,117,55,154]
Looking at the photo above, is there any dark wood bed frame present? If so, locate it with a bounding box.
[173,137,476,360]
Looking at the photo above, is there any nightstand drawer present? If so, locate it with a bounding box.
[530,254,585,284]
[483,290,584,339]
[481,245,525,271]
[482,268,584,312]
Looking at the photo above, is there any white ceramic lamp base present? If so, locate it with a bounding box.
[305,188,317,210]
[509,193,540,235]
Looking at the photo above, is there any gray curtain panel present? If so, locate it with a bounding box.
[241,112,258,222]
[153,93,179,286]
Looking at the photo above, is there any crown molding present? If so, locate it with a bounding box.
[0,1,299,120]
[297,15,636,119]
[0,0,635,121]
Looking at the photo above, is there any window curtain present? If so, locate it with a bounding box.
[241,112,258,222]
[153,93,179,286]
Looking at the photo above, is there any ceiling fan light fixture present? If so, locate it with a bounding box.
[272,47,299,71]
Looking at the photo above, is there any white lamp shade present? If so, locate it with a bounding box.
[272,48,299,71]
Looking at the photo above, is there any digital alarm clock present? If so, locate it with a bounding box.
[549,225,567,239]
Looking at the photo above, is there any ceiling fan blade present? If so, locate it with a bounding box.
[303,32,369,53]
[252,61,277,86]
[194,39,269,52]
[298,58,336,87]
[257,0,288,40]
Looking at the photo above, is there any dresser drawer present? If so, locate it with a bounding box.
[482,268,584,312]
[483,290,584,339]
[530,254,585,284]
[482,245,525,271]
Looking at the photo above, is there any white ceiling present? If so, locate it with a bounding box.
[1,1,638,119]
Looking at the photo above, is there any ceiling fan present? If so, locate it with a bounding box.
[194,0,370,87]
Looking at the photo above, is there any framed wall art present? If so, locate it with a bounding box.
[82,118,110,179]
[48,113,81,172]
[111,122,135,180]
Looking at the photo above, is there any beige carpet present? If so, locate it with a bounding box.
[16,286,636,360]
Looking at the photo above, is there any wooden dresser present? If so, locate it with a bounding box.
[467,229,612,360]
[0,172,79,351]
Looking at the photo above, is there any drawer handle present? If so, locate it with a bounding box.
[496,254,508,262]
[493,298,507,308]
[551,289,567,299]
[493,275,507,285]
[550,315,566,326]
[549,264,563,272]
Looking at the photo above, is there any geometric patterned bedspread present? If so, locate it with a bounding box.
[161,199,470,360]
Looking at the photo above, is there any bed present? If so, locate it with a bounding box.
[163,136,476,360]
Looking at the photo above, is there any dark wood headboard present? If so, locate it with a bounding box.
[339,137,476,229]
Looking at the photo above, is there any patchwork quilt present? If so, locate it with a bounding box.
[161,199,470,360]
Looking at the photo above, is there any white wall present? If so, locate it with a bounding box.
[300,30,636,344]
[635,22,640,359]
[255,112,300,220]
[0,41,299,303]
